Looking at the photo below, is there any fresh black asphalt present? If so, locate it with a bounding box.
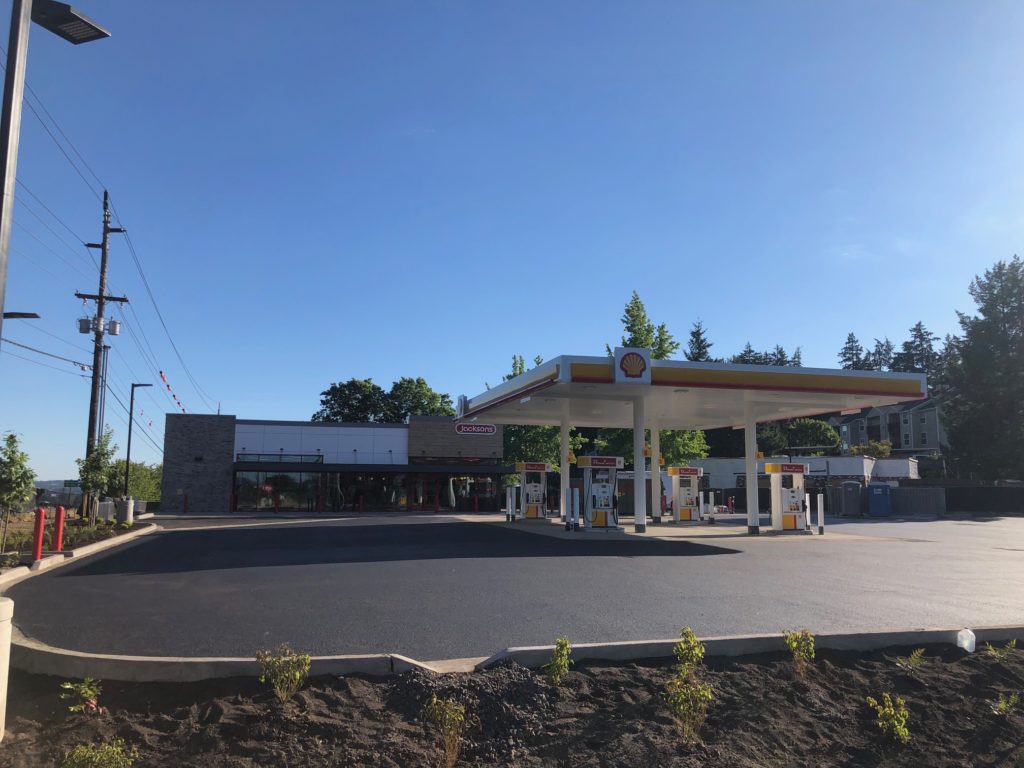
[8,517,1024,660]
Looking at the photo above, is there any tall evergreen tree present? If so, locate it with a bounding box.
[790,347,803,367]
[684,320,714,362]
[838,332,866,370]
[890,321,940,378]
[944,257,1024,480]
[866,338,894,371]
[606,291,680,359]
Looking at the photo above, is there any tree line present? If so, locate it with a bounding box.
[311,255,1024,482]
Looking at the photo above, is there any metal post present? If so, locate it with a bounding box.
[744,412,759,534]
[633,397,647,533]
[559,413,570,522]
[817,492,825,535]
[0,0,32,350]
[650,420,661,523]
[97,344,109,434]
[124,383,136,496]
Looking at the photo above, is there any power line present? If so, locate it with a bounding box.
[1,348,90,378]
[108,214,216,411]
[1,337,91,369]
[104,383,164,455]
[13,220,94,280]
[15,193,96,272]
[10,319,92,354]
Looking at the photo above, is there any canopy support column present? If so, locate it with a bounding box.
[649,419,661,523]
[633,397,647,533]
[744,411,759,535]
[559,411,570,521]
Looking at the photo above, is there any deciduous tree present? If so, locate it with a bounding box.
[787,419,840,452]
[0,433,35,552]
[77,429,118,521]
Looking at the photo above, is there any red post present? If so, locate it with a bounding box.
[32,507,45,561]
[54,506,66,553]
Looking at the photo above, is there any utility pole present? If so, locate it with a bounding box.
[80,191,126,457]
[125,382,152,497]
[96,344,110,436]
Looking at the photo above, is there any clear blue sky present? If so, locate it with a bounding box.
[2,1,1022,479]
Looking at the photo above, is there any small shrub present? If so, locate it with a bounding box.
[896,647,926,672]
[423,694,475,768]
[544,636,572,686]
[783,629,815,677]
[60,678,106,714]
[673,627,705,673]
[0,551,20,568]
[866,692,910,743]
[986,639,1017,660]
[991,692,1020,716]
[255,643,311,702]
[62,738,136,768]
[664,675,713,742]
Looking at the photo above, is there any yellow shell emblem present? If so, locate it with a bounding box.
[619,352,647,378]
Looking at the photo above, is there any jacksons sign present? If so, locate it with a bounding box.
[455,423,497,435]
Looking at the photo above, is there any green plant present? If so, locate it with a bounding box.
[783,629,815,677]
[866,692,910,743]
[991,692,1020,716]
[896,647,926,672]
[62,738,137,768]
[986,639,1017,660]
[664,675,713,741]
[544,636,572,686]
[255,643,311,702]
[0,551,19,568]
[423,694,476,768]
[673,627,705,673]
[60,678,105,714]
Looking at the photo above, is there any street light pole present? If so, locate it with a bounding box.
[124,382,151,497]
[0,0,34,351]
[0,0,109,350]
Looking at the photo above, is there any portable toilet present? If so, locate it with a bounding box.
[840,481,863,517]
[866,483,892,517]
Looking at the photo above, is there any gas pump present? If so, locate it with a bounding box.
[666,466,703,522]
[767,463,808,533]
[516,462,551,519]
[578,456,623,529]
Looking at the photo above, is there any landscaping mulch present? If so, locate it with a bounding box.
[1,642,1021,767]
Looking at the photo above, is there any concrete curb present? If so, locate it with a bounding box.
[10,624,1024,682]
[27,554,64,573]
[475,625,1024,670]
[0,567,29,590]
[0,524,158,592]
[11,629,439,682]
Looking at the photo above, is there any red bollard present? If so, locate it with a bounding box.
[32,506,46,562]
[54,506,66,553]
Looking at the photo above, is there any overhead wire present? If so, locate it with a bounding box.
[1,348,90,378]
[0,337,91,369]
[3,48,216,418]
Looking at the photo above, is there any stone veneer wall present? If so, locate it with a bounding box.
[160,414,236,514]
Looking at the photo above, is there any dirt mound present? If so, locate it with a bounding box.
[2,643,1022,767]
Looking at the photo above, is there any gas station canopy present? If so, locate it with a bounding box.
[457,353,927,430]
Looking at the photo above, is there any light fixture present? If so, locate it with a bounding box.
[31,1,110,44]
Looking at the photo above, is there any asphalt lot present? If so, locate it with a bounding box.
[7,515,1024,661]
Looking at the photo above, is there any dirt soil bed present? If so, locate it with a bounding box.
[2,643,1022,767]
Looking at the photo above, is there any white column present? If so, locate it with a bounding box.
[560,413,570,522]
[649,420,661,523]
[633,397,647,533]
[0,597,12,743]
[744,412,760,534]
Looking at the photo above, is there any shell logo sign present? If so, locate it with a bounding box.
[614,347,652,384]
[455,423,496,435]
